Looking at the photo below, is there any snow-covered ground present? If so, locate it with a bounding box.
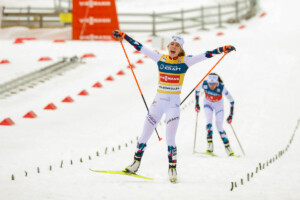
[0,0,300,199]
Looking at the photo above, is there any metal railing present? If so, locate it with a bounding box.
[1,0,71,28]
[1,0,257,34]
[0,56,81,97]
[119,0,257,35]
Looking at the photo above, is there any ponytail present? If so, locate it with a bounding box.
[218,76,223,84]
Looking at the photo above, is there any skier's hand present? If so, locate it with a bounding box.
[112,30,125,39]
[195,104,200,113]
[223,45,236,53]
[227,115,233,124]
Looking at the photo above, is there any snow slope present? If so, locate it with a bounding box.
[0,0,300,199]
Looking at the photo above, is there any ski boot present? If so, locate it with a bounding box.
[168,163,177,183]
[124,143,146,174]
[206,142,214,153]
[206,123,213,153]
[225,145,234,156]
[168,146,177,183]
[219,131,234,156]
[124,156,141,174]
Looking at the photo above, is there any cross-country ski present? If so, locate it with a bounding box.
[89,169,154,180]
[196,151,240,158]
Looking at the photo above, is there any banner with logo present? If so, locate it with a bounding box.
[72,0,119,40]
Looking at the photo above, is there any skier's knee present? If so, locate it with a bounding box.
[166,116,179,124]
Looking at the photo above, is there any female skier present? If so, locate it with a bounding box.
[195,73,235,156]
[113,30,235,182]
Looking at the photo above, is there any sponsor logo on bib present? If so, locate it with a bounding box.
[160,74,180,83]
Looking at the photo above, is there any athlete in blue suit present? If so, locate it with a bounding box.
[195,73,235,156]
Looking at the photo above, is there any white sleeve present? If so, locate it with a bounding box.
[222,87,234,103]
[185,53,209,68]
[140,46,162,62]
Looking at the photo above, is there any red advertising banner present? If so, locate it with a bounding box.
[72,0,119,40]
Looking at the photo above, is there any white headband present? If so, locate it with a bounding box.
[169,35,184,49]
[207,75,219,84]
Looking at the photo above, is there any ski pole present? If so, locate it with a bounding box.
[229,123,245,156]
[119,40,162,141]
[193,112,199,153]
[180,52,228,106]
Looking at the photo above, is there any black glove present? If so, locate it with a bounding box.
[227,115,233,124]
[195,104,200,113]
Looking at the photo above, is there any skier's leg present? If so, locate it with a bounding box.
[215,101,225,133]
[126,96,165,173]
[165,106,180,165]
[166,113,180,182]
[220,130,234,156]
[204,104,214,152]
[215,103,234,156]
[138,100,164,144]
[165,107,180,147]
[165,98,180,182]
[168,145,177,183]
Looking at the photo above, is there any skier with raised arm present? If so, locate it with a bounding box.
[113,30,235,183]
